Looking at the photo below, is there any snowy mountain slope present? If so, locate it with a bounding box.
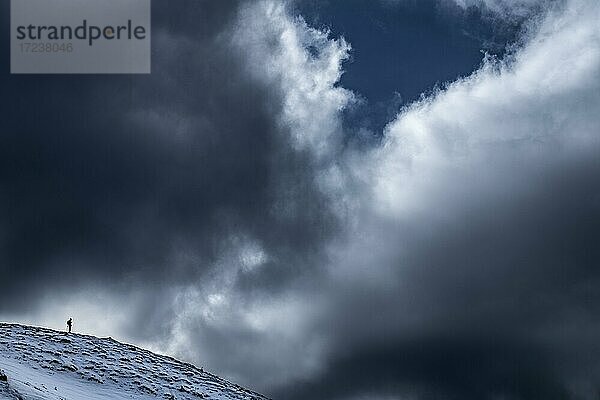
[0,323,271,400]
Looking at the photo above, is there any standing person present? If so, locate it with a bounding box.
[66,318,72,333]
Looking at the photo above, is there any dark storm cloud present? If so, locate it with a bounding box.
[0,0,337,311]
[278,336,567,400]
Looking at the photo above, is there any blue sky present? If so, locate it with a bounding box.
[297,0,524,132]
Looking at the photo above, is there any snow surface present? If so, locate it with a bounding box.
[0,323,270,400]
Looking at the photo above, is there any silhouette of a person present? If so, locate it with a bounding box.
[67,318,72,333]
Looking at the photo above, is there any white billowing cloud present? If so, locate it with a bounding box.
[233,1,362,222]
[233,1,354,160]
[369,0,600,220]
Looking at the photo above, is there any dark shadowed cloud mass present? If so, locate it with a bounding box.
[1,0,599,399]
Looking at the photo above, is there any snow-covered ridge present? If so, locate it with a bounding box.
[0,323,270,400]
